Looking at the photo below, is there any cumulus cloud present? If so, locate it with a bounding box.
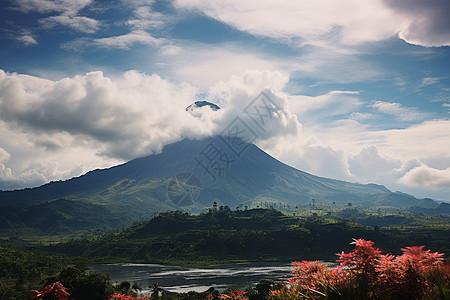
[370,101,427,121]
[348,146,400,182]
[0,69,302,190]
[174,0,450,47]
[0,147,10,163]
[399,165,450,188]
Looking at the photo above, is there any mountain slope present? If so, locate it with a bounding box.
[0,137,441,233]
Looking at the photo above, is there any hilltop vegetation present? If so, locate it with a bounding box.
[46,207,450,264]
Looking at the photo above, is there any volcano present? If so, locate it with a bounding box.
[0,137,440,232]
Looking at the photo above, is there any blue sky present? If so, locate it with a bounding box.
[0,0,449,202]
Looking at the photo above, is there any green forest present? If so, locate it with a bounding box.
[1,207,449,299]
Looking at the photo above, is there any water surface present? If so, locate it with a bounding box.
[90,262,293,293]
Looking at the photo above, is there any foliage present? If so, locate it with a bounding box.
[48,209,390,264]
[33,282,69,300]
[218,290,249,300]
[47,208,450,266]
[0,245,86,299]
[108,293,148,300]
[270,239,449,300]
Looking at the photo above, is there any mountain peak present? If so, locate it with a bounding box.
[185,101,220,112]
[0,137,440,219]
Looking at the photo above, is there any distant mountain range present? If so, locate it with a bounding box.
[0,137,444,234]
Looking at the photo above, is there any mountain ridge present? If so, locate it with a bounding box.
[0,137,442,234]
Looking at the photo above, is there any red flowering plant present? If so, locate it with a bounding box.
[33,282,70,300]
[218,290,249,300]
[108,293,149,300]
[288,260,330,297]
[270,239,448,300]
[376,245,445,299]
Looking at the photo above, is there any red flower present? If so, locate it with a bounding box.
[218,290,248,300]
[337,238,381,282]
[291,260,327,290]
[108,293,149,300]
[33,282,70,300]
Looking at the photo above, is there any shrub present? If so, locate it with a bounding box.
[33,282,70,300]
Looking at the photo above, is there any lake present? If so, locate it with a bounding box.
[90,262,293,294]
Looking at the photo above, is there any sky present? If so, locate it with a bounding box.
[0,0,449,202]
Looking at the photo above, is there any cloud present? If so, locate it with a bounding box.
[40,15,101,33]
[0,147,10,163]
[383,0,450,47]
[174,0,450,47]
[93,30,163,49]
[16,31,38,46]
[165,45,282,88]
[349,112,374,121]
[288,91,362,119]
[0,69,302,190]
[14,0,93,14]
[420,77,440,88]
[63,30,164,50]
[370,101,427,121]
[370,120,450,161]
[13,0,101,34]
[0,69,203,160]
[348,146,400,182]
[126,6,166,30]
[122,0,155,6]
[399,165,450,188]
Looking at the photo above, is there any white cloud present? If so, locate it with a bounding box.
[0,69,302,190]
[16,31,38,46]
[0,147,10,163]
[350,112,374,121]
[40,15,100,33]
[13,0,101,35]
[420,77,440,88]
[92,30,163,49]
[15,0,93,14]
[165,45,282,88]
[383,0,450,47]
[399,165,450,188]
[125,5,169,30]
[348,146,400,182]
[174,0,450,47]
[122,0,155,6]
[0,69,203,160]
[288,91,362,119]
[370,101,427,121]
[64,30,165,50]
